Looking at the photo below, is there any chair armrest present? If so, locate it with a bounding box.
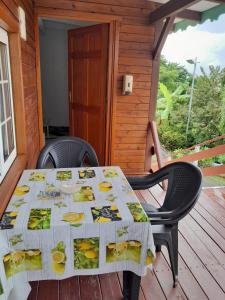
[127,171,168,191]
[147,211,172,217]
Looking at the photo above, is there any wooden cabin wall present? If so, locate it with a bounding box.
[1,0,39,168]
[35,0,156,175]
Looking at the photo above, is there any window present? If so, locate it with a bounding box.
[0,27,16,183]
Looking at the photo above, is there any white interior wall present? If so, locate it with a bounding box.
[39,19,98,128]
[39,21,77,127]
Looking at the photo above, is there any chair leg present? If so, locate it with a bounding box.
[166,237,177,287]
[166,225,178,287]
[155,245,161,252]
[171,224,178,287]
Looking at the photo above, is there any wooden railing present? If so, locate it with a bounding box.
[148,121,225,177]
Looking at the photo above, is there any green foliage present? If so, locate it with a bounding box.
[157,58,225,155]
[159,56,191,93]
[190,66,225,144]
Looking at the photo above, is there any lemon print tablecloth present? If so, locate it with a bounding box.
[0,167,155,300]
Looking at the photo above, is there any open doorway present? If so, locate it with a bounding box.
[38,18,109,165]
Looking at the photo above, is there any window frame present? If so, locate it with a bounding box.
[0,5,28,219]
[0,27,17,183]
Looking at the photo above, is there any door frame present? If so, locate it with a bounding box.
[34,9,120,165]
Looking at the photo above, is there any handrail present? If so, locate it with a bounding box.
[171,144,225,164]
[179,134,225,152]
[149,125,225,177]
[167,144,225,176]
[147,123,225,178]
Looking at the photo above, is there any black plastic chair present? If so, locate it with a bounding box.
[127,162,202,287]
[37,136,99,169]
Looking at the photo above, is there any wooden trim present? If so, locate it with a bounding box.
[9,32,27,155]
[153,16,175,60]
[144,21,162,172]
[149,0,201,24]
[145,16,175,172]
[106,20,119,165]
[0,1,19,32]
[0,154,26,218]
[35,10,120,165]
[0,1,29,215]
[35,7,122,23]
[34,12,44,150]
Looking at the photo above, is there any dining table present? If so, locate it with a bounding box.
[0,166,155,300]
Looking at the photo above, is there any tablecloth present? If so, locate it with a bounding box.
[0,166,155,300]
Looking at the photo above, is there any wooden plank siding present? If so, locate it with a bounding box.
[27,186,225,299]
[1,0,40,168]
[35,0,157,175]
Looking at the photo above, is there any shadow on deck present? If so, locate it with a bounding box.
[28,186,225,300]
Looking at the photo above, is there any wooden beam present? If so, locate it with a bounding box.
[154,3,201,21]
[209,0,225,4]
[149,0,202,24]
[177,9,201,21]
[153,16,175,59]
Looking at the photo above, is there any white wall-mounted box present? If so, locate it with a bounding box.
[18,7,26,40]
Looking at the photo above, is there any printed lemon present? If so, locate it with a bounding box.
[107,243,116,249]
[128,241,141,247]
[9,212,17,217]
[146,255,153,265]
[3,254,11,262]
[83,189,92,196]
[84,250,97,259]
[78,241,92,250]
[11,251,25,263]
[63,212,84,224]
[10,219,16,225]
[52,251,65,264]
[115,242,127,251]
[52,262,65,274]
[28,218,39,229]
[98,181,112,192]
[110,205,118,211]
[14,185,30,196]
[133,213,144,222]
[26,250,41,257]
[96,216,111,222]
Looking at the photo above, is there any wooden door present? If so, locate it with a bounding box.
[68,24,109,165]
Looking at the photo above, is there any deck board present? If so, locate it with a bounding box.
[28,186,225,300]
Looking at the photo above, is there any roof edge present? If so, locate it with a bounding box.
[174,4,225,32]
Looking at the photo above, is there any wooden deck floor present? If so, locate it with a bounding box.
[28,186,225,300]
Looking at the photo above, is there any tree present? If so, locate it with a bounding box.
[157,82,190,150]
[159,56,191,94]
[157,57,193,150]
[157,58,225,152]
[190,66,225,144]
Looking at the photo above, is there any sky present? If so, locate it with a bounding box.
[162,14,225,74]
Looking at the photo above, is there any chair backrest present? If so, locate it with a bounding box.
[36,136,99,169]
[160,162,202,219]
[128,162,202,223]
